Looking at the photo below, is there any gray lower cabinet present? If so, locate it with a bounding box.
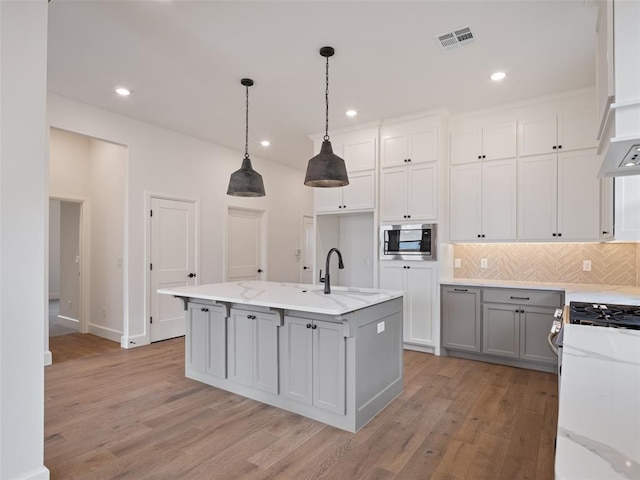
[282,316,346,415]
[228,308,280,395]
[442,285,562,371]
[186,302,227,379]
[441,286,481,352]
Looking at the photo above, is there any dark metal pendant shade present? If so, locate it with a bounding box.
[304,139,349,187]
[227,156,266,197]
[304,46,349,188]
[227,78,265,197]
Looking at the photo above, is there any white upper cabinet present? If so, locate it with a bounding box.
[518,149,601,241]
[450,121,516,165]
[614,175,640,241]
[380,163,438,222]
[313,128,376,214]
[380,118,438,168]
[450,159,517,242]
[518,102,598,157]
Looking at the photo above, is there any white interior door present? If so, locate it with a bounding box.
[301,216,314,284]
[150,197,196,342]
[227,207,264,282]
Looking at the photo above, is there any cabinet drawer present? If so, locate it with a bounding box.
[482,288,562,307]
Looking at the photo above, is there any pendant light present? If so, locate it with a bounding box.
[304,47,349,188]
[227,78,266,197]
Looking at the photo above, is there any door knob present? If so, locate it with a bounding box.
[303,266,308,270]
[257,269,263,273]
[188,273,196,278]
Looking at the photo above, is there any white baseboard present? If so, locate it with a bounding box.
[8,465,50,480]
[403,343,436,354]
[120,333,149,349]
[88,323,122,343]
[44,350,52,367]
[56,315,79,329]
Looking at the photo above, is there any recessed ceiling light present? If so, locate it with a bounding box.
[115,87,131,96]
[260,140,270,147]
[490,72,506,81]
[625,162,635,167]
[346,110,358,117]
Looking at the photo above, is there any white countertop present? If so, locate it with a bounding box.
[556,325,640,480]
[441,278,640,306]
[158,281,403,316]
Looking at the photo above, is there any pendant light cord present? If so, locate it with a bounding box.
[245,83,250,159]
[324,54,330,141]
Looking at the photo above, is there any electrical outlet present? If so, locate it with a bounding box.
[377,321,385,334]
[583,260,592,272]
[480,258,488,269]
[454,258,461,268]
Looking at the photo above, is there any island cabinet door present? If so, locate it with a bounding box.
[313,320,346,415]
[254,313,279,395]
[282,317,313,405]
[229,310,255,388]
[186,303,227,379]
[482,304,520,358]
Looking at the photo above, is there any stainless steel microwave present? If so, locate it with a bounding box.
[380,224,437,261]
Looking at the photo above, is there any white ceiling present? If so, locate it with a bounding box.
[47,0,599,170]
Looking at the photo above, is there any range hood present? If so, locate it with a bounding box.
[597,0,640,178]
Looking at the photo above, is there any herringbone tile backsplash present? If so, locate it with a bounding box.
[453,243,640,286]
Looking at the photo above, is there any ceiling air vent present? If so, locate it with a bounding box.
[436,26,476,51]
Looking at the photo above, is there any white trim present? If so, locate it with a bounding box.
[223,205,268,282]
[145,192,200,344]
[7,466,50,480]
[88,323,123,343]
[120,332,149,349]
[48,292,60,300]
[44,350,52,367]
[56,315,79,330]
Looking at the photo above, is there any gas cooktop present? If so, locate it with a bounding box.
[569,301,640,329]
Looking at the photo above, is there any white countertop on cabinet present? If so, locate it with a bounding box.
[555,325,640,480]
[440,278,640,305]
[158,281,403,316]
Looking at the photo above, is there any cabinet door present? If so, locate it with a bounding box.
[441,286,481,352]
[450,164,482,241]
[379,262,406,292]
[380,167,408,222]
[407,163,437,221]
[254,313,279,394]
[482,304,520,358]
[342,170,375,211]
[343,136,376,172]
[518,115,557,156]
[600,177,614,240]
[518,154,558,241]
[450,128,482,165]
[596,0,614,127]
[186,304,208,374]
[380,129,407,168]
[408,127,438,164]
[482,159,517,240]
[482,122,517,161]
[557,150,601,241]
[405,264,436,346]
[207,306,227,379]
[614,175,640,241]
[314,187,343,213]
[313,320,346,415]
[229,310,255,387]
[558,106,597,152]
[282,317,313,405]
[520,306,557,364]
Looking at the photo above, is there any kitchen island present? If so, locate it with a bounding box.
[158,281,404,432]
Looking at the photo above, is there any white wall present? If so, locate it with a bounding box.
[59,201,81,324]
[0,1,50,479]
[48,200,61,298]
[48,93,313,347]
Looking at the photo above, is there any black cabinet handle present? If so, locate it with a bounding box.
[521,309,525,313]
[558,145,562,149]
[510,296,530,301]
[552,233,557,237]
[477,234,481,238]
[482,155,486,159]
[188,273,197,278]
[481,234,485,238]
[338,205,343,209]
[312,324,317,329]
[602,231,610,235]
[247,314,256,319]
[407,215,411,218]
[454,288,468,292]
[404,159,408,163]
[201,307,209,312]
[557,233,562,237]
[257,269,263,273]
[408,158,412,163]
[553,145,557,150]
[478,155,482,159]
[303,266,308,270]
[343,205,346,209]
[306,323,312,329]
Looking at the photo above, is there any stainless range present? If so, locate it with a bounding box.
[567,301,640,329]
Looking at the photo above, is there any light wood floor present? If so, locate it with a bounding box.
[46,334,557,480]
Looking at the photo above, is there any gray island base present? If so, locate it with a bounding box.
[158,281,404,433]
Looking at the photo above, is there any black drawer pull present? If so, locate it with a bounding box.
[306,323,312,329]
[201,307,209,312]
[454,288,468,292]
[510,296,530,301]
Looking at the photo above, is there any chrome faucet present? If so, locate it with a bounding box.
[320,248,344,294]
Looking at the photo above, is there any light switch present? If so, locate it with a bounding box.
[481,258,488,269]
[377,321,385,334]
[454,258,461,268]
[583,260,592,271]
